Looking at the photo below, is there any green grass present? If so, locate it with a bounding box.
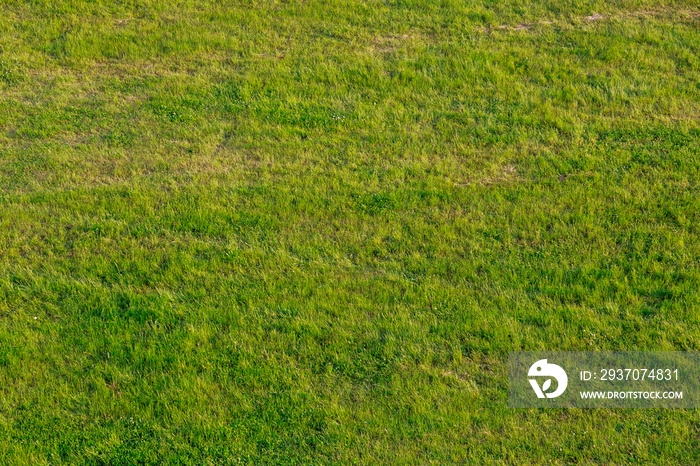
[1,0,700,463]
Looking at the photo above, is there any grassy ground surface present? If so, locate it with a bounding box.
[1,0,700,464]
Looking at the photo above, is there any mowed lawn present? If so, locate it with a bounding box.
[1,0,700,463]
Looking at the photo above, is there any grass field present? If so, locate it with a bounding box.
[1,0,700,463]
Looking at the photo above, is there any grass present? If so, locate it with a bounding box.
[1,0,700,463]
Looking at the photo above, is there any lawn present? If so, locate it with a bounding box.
[1,0,699,463]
